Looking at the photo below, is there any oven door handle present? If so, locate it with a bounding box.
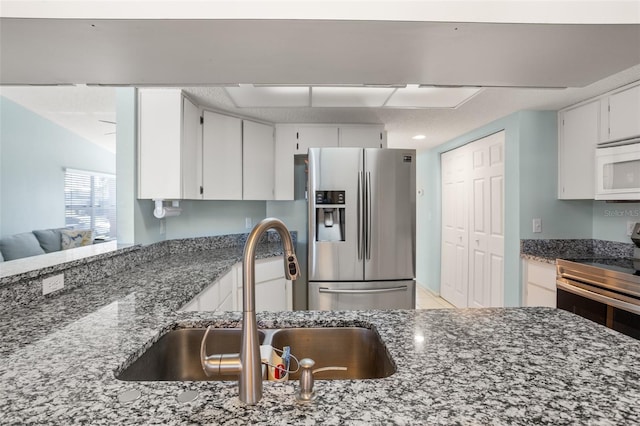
[559,272,619,289]
[557,280,640,315]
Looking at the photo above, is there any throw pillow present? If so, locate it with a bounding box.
[0,232,47,261]
[61,229,94,250]
[33,228,65,253]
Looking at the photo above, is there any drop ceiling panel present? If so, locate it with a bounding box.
[311,87,395,107]
[385,86,483,108]
[224,86,309,107]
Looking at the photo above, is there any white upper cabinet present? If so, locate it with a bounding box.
[274,125,296,200]
[138,89,199,199]
[181,97,203,199]
[243,120,275,200]
[294,126,339,154]
[202,111,243,200]
[557,100,599,199]
[603,84,640,143]
[339,125,386,148]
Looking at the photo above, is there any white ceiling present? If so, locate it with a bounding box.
[0,6,639,150]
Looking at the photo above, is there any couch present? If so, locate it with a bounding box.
[0,228,93,262]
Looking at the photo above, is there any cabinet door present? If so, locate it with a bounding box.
[138,89,183,199]
[340,126,385,148]
[274,125,296,200]
[525,260,556,307]
[202,111,242,200]
[181,97,203,199]
[295,126,339,154]
[243,120,275,200]
[608,84,640,142]
[255,278,289,312]
[558,101,599,199]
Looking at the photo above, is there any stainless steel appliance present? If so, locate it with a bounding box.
[556,224,640,340]
[595,138,640,200]
[307,148,416,310]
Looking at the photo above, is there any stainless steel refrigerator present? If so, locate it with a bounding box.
[308,147,416,310]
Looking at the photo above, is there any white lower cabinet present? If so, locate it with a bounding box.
[524,259,557,307]
[234,258,293,312]
[181,257,292,312]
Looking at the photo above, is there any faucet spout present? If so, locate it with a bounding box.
[239,218,299,404]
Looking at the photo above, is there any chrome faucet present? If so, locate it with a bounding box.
[201,218,300,405]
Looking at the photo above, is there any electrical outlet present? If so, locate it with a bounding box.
[42,273,64,296]
[532,218,542,233]
[245,217,252,229]
[627,221,636,237]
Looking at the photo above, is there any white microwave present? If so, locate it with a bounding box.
[595,139,640,200]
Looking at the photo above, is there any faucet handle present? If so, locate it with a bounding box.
[285,253,300,280]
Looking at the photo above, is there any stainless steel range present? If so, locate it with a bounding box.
[556,223,640,340]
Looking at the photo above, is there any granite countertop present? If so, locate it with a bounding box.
[2,248,640,424]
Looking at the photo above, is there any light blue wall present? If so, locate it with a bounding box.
[164,200,266,239]
[0,96,116,237]
[592,201,640,242]
[417,110,593,307]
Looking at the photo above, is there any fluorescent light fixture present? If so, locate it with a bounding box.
[385,86,482,108]
[311,86,395,107]
[224,85,309,107]
[412,134,426,140]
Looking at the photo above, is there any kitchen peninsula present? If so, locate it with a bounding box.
[1,236,640,425]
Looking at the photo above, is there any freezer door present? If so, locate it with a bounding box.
[308,148,364,281]
[364,149,416,281]
[309,280,416,310]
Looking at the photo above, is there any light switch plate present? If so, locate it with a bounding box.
[532,218,542,233]
[245,217,252,229]
[43,273,64,295]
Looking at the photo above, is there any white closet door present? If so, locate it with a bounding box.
[440,147,470,308]
[440,131,504,309]
[468,132,505,308]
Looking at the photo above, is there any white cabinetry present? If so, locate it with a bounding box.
[233,258,293,312]
[138,89,200,199]
[339,125,386,148]
[202,111,243,200]
[182,257,292,312]
[294,126,339,154]
[524,259,557,307]
[603,83,640,142]
[274,125,296,200]
[180,267,235,312]
[557,100,599,199]
[243,120,275,200]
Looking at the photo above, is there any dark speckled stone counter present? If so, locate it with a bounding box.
[2,245,640,424]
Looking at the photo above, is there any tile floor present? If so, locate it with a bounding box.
[415,285,455,309]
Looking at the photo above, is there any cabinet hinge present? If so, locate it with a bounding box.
[380,132,382,140]
[200,116,204,125]
[200,186,203,195]
[296,132,299,139]
[296,143,299,150]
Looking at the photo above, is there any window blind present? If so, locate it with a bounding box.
[64,169,116,239]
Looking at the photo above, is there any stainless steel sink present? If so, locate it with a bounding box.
[270,327,395,380]
[116,327,394,382]
[116,328,265,381]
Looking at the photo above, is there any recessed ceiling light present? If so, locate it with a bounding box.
[412,135,426,140]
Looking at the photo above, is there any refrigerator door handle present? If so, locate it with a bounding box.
[366,171,372,260]
[357,171,363,260]
[318,286,409,294]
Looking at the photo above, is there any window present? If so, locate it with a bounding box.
[64,168,116,239]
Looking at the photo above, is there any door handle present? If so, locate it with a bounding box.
[357,171,363,260]
[365,171,372,260]
[318,286,408,294]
